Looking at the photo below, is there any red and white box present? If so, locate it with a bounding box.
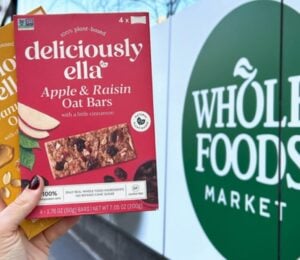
[14,12,158,218]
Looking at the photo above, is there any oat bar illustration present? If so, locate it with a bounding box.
[45,123,136,179]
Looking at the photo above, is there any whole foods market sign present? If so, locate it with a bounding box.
[182,1,300,259]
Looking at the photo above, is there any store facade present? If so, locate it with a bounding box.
[18,0,300,259]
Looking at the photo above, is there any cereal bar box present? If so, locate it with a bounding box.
[14,13,158,218]
[0,7,59,238]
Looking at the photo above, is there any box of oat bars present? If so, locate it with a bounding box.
[0,6,59,238]
[14,12,158,218]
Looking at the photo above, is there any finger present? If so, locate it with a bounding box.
[42,216,80,245]
[0,175,44,231]
[32,216,80,250]
[31,216,80,253]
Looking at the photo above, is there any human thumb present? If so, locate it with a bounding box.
[0,175,44,231]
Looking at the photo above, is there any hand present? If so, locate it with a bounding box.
[0,175,80,260]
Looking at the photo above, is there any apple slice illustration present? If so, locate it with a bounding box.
[19,118,49,139]
[18,103,60,130]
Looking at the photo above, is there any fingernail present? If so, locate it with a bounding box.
[29,175,40,190]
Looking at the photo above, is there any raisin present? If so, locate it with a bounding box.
[110,130,118,143]
[55,160,65,171]
[104,175,115,182]
[114,167,127,180]
[134,160,158,204]
[87,157,100,170]
[74,138,85,152]
[106,145,118,157]
[41,176,49,186]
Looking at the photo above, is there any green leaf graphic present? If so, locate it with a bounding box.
[19,132,39,149]
[20,147,35,170]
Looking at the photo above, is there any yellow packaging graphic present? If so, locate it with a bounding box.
[0,7,59,239]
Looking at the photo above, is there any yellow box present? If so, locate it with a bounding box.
[0,6,59,239]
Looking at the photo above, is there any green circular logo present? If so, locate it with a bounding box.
[183,2,300,259]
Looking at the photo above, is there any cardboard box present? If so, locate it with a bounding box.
[14,12,158,218]
[0,6,59,239]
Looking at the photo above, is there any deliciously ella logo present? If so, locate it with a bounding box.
[23,38,143,80]
[182,1,300,259]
